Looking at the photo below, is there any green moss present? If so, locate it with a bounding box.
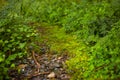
[37,24,89,80]
[38,25,85,55]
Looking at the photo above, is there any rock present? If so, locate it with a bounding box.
[60,74,70,80]
[44,61,49,65]
[9,52,70,80]
[60,68,64,71]
[31,60,35,65]
[53,63,61,68]
[58,57,62,60]
[47,72,55,78]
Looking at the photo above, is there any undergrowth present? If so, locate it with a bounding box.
[0,0,120,80]
[38,25,82,55]
[0,1,38,79]
[35,0,120,79]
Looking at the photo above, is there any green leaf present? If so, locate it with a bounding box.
[8,54,17,61]
[8,44,12,48]
[4,40,8,44]
[0,40,3,43]
[26,34,31,37]
[17,36,22,39]
[89,65,94,71]
[0,57,4,62]
[19,43,26,49]
[6,29,11,32]
[10,63,15,68]
[19,27,24,32]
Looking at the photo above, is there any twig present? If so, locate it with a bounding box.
[32,50,40,72]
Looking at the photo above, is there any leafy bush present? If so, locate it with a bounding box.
[1,0,120,79]
[13,0,119,79]
[18,0,79,25]
[19,0,120,79]
[65,0,120,80]
[0,1,37,79]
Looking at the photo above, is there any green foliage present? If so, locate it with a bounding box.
[64,0,120,80]
[0,1,37,79]
[0,0,120,79]
[32,0,119,79]
[18,0,120,79]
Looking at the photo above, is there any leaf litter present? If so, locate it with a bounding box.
[8,46,70,80]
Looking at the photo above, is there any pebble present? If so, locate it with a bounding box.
[60,74,70,80]
[58,57,62,60]
[47,72,55,78]
[53,63,61,68]
[9,53,70,80]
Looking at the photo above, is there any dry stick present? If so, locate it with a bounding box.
[32,50,40,72]
[27,51,49,79]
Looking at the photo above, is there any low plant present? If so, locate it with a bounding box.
[65,0,120,79]
[0,1,37,79]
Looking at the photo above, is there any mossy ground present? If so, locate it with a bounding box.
[37,25,85,55]
[36,24,89,79]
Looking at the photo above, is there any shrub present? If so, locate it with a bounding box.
[65,0,120,79]
[0,1,37,79]
[1,0,120,79]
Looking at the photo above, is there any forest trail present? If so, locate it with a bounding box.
[9,24,81,80]
[37,25,81,54]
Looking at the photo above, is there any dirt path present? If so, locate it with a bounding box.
[9,52,70,80]
[9,25,74,80]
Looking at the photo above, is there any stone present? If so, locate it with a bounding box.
[53,63,61,68]
[47,72,55,78]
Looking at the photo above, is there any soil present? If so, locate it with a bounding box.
[9,52,70,80]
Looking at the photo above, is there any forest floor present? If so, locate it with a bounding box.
[9,24,81,80]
